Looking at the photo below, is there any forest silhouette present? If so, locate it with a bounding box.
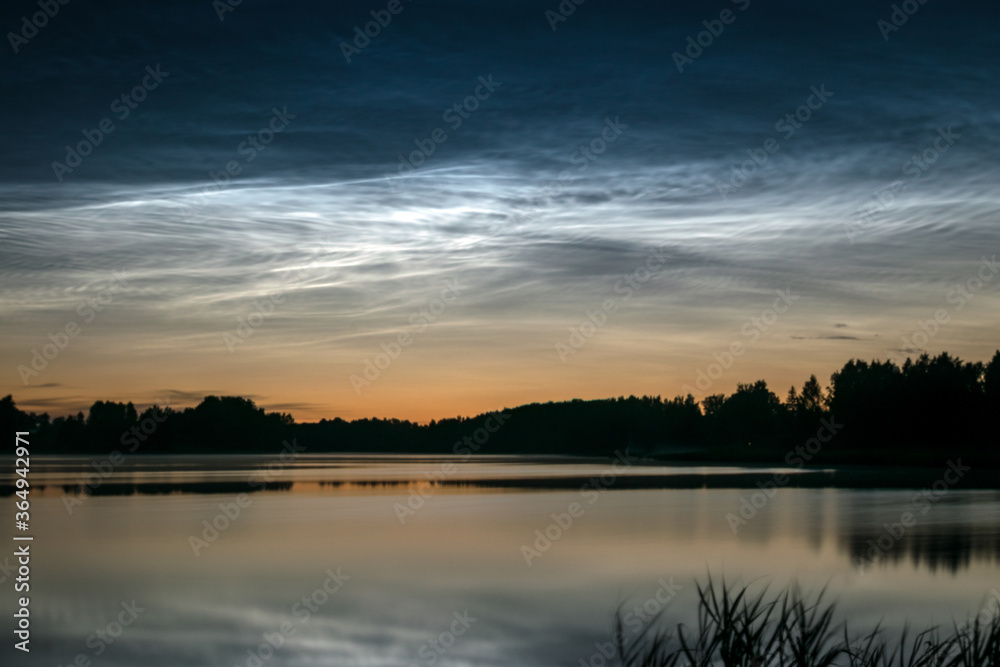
[4,351,998,466]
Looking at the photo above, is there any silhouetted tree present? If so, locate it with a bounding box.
[983,350,1000,440]
[84,401,138,451]
[4,349,998,463]
[702,381,784,451]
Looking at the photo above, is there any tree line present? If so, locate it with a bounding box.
[2,350,998,465]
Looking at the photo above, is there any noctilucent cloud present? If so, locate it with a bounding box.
[1,0,998,421]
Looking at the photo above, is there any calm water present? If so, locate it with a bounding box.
[3,455,999,666]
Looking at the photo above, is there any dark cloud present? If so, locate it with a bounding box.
[262,401,349,416]
[13,395,89,413]
[792,335,861,341]
[157,390,262,404]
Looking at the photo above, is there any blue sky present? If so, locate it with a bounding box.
[1,0,998,420]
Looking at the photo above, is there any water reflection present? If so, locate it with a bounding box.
[59,481,295,495]
[7,455,1000,575]
[2,471,998,665]
[837,490,1000,574]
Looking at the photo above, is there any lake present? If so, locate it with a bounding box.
[4,455,999,666]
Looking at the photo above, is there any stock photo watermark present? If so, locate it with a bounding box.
[682,288,799,396]
[938,587,1000,663]
[213,0,245,22]
[223,293,286,352]
[725,417,843,534]
[7,0,72,53]
[51,66,169,182]
[672,0,751,73]
[16,269,129,385]
[578,577,683,667]
[183,106,296,221]
[408,610,478,667]
[522,449,638,566]
[384,75,502,187]
[877,0,930,41]
[394,412,510,523]
[493,116,628,235]
[887,255,997,364]
[222,236,337,351]
[545,0,587,31]
[715,84,834,200]
[350,279,462,395]
[189,438,306,556]
[62,398,172,514]
[208,107,296,188]
[556,245,669,362]
[853,459,970,573]
[55,599,145,665]
[340,0,412,63]
[844,125,960,243]
[234,568,350,667]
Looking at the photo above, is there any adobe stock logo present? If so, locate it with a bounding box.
[350,279,462,395]
[223,293,286,352]
[555,244,665,362]
[51,66,169,182]
[16,270,129,385]
[844,126,960,243]
[877,0,930,41]
[715,85,834,200]
[339,0,412,63]
[671,0,751,73]
[384,75,502,188]
[682,288,799,396]
[206,107,296,189]
[545,0,586,31]
[7,0,71,54]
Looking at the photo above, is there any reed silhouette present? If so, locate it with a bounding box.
[615,576,1000,666]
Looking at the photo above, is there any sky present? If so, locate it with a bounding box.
[1,0,998,423]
